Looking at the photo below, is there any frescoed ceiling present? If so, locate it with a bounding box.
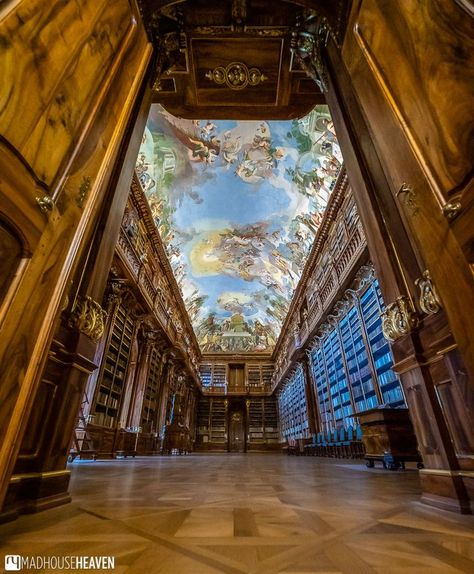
[136,104,342,353]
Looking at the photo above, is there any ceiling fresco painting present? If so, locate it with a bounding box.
[136,104,342,353]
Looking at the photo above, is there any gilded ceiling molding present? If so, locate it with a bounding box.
[139,0,350,98]
[69,295,108,342]
[415,270,442,315]
[205,62,267,90]
[380,296,419,342]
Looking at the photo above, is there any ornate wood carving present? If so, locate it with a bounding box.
[380,296,419,342]
[272,169,368,385]
[115,174,201,384]
[205,62,267,90]
[137,0,331,119]
[35,196,54,215]
[415,270,442,316]
[68,296,108,341]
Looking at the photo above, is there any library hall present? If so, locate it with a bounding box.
[0,1,473,572]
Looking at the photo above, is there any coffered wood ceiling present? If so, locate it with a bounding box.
[137,0,349,119]
[135,1,349,354]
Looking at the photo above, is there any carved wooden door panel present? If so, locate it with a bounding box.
[229,411,245,452]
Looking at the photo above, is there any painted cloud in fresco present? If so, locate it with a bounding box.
[136,104,342,352]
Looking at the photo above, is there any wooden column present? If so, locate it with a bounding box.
[0,0,154,519]
[301,356,320,435]
[123,328,155,429]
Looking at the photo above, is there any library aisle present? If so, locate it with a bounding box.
[1,454,473,573]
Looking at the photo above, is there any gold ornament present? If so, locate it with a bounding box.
[415,270,442,315]
[381,296,418,342]
[69,296,108,341]
[205,62,267,90]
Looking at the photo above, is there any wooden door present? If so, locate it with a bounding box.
[228,411,245,452]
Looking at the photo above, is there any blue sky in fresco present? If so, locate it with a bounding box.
[137,105,342,352]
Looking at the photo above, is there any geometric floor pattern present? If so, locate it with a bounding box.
[1,454,473,573]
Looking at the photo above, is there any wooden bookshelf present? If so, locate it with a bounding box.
[92,303,135,429]
[210,398,227,445]
[263,397,279,445]
[278,365,310,441]
[140,346,163,433]
[248,398,264,444]
[308,276,404,432]
[199,362,227,391]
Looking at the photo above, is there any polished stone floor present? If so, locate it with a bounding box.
[1,454,474,573]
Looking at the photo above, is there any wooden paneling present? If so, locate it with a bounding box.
[0,221,23,306]
[0,0,152,509]
[146,0,325,119]
[326,0,474,511]
[349,0,472,199]
[0,0,133,189]
[341,0,474,381]
[192,38,281,107]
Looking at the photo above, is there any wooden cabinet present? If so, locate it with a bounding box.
[210,398,227,446]
[359,408,422,469]
[247,397,279,450]
[162,410,191,455]
[247,364,273,391]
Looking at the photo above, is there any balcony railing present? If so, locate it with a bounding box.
[201,383,272,395]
